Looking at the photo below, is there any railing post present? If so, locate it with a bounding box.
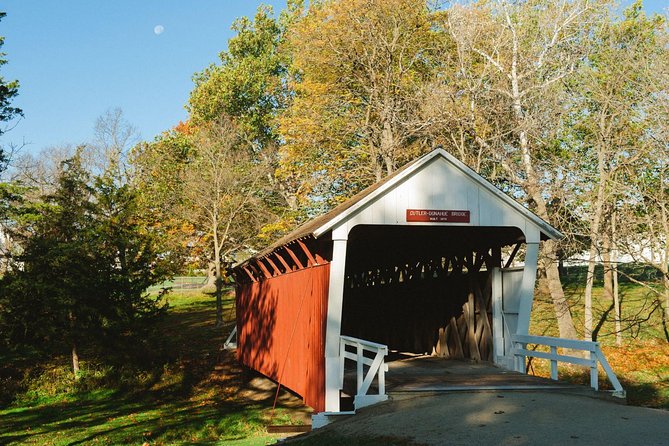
[224,326,237,350]
[356,343,363,394]
[594,345,626,396]
[590,347,599,391]
[339,339,346,389]
[378,351,386,396]
[550,345,558,380]
[515,342,526,373]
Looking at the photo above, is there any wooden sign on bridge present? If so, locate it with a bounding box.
[406,209,470,223]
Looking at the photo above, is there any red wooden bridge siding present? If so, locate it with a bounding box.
[236,263,330,412]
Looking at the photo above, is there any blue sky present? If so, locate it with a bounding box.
[0,0,666,154]
[1,1,286,153]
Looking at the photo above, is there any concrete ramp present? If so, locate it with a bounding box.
[291,391,669,446]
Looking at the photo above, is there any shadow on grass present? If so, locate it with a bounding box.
[0,291,305,444]
[0,384,269,445]
[623,378,669,410]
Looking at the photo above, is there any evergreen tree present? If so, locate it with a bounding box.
[0,151,171,374]
[0,11,23,170]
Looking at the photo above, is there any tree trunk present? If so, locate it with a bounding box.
[611,212,622,346]
[583,171,607,340]
[612,259,622,346]
[524,162,578,340]
[602,232,613,303]
[383,154,394,176]
[68,310,80,378]
[212,215,224,328]
[380,110,395,177]
[583,245,598,341]
[596,231,614,343]
[662,204,669,343]
[214,247,223,328]
[373,151,383,183]
[543,240,579,340]
[506,33,578,341]
[72,341,80,379]
[664,274,669,344]
[203,261,217,290]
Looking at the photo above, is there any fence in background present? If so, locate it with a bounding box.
[147,276,208,293]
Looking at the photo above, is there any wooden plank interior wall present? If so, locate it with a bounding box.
[236,263,330,412]
[342,251,494,361]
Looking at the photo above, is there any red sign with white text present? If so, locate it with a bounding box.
[406,209,470,223]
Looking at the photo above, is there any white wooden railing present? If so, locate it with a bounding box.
[339,335,389,409]
[511,334,625,397]
[224,326,237,350]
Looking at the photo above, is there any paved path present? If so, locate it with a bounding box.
[296,391,669,445]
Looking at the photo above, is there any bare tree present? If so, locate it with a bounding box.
[91,107,140,182]
[11,108,139,193]
[182,117,274,327]
[10,145,80,195]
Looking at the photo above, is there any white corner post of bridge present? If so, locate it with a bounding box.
[339,335,389,410]
[510,334,626,398]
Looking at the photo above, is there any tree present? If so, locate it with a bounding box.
[278,0,440,208]
[615,17,669,342]
[619,150,669,343]
[7,109,137,197]
[0,150,172,374]
[0,11,23,170]
[0,180,39,274]
[180,118,274,327]
[10,145,80,195]
[130,124,193,272]
[569,2,664,340]
[0,12,20,131]
[189,4,300,214]
[644,21,669,342]
[439,0,606,341]
[131,119,276,328]
[90,107,140,183]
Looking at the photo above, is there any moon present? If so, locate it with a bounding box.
[154,25,164,35]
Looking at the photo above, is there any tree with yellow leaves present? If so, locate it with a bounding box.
[278,0,443,208]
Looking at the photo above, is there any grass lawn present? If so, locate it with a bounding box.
[1,278,667,445]
[0,291,311,445]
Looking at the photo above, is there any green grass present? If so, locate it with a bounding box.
[0,290,307,445]
[1,396,281,445]
[529,278,669,409]
[531,277,667,343]
[2,278,667,445]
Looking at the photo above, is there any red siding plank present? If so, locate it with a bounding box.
[236,264,330,412]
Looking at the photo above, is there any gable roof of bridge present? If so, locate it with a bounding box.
[236,147,562,268]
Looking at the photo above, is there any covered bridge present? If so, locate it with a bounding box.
[231,148,621,420]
